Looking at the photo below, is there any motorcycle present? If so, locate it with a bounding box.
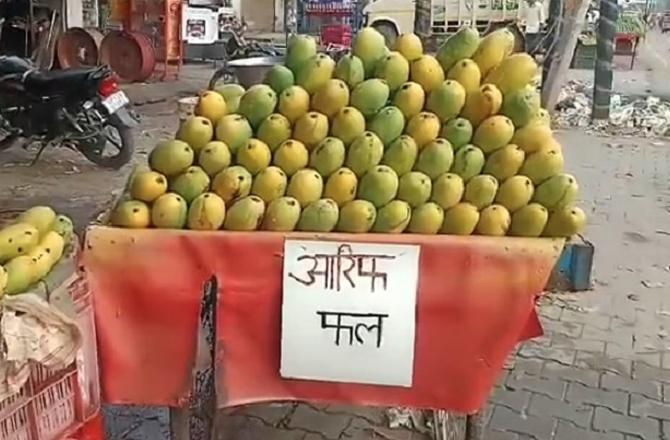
[0,56,138,168]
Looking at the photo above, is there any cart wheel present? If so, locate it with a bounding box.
[208,68,236,90]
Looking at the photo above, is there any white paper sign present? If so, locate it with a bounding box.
[280,240,420,387]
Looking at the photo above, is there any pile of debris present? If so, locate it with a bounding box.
[553,80,670,137]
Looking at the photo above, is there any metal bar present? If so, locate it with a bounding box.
[592,0,618,119]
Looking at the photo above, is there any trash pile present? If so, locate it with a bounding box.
[554,80,670,137]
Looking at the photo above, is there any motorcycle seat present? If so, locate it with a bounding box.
[24,66,105,95]
[0,56,33,75]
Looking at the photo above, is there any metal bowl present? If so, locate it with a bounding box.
[227,56,283,88]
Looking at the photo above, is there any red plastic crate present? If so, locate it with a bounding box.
[0,271,100,440]
[321,24,353,46]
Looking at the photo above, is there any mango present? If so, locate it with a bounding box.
[3,256,35,295]
[382,135,418,176]
[373,200,412,233]
[195,90,227,123]
[251,166,288,203]
[392,82,425,119]
[309,137,346,177]
[334,54,365,89]
[346,131,384,177]
[16,206,56,237]
[460,83,503,127]
[52,215,74,242]
[472,115,515,154]
[350,79,390,118]
[369,106,405,146]
[431,173,465,210]
[264,64,294,94]
[405,112,440,148]
[237,139,272,176]
[0,223,40,263]
[213,84,245,113]
[407,202,444,234]
[257,114,292,152]
[475,204,511,236]
[501,86,541,128]
[352,27,387,77]
[485,53,538,94]
[293,112,329,150]
[215,114,253,155]
[170,166,210,203]
[450,145,485,182]
[543,206,587,238]
[472,28,515,77]
[519,146,565,185]
[440,202,479,235]
[336,200,377,233]
[151,193,188,229]
[273,139,309,176]
[441,118,473,151]
[311,79,350,119]
[212,166,253,203]
[426,80,467,122]
[415,138,454,179]
[394,33,423,61]
[463,174,498,210]
[447,59,481,94]
[261,197,302,231]
[111,200,150,229]
[532,174,579,211]
[331,107,366,145]
[410,55,445,93]
[512,122,554,153]
[39,231,65,265]
[496,175,534,212]
[278,85,311,123]
[296,53,336,95]
[187,193,226,230]
[509,203,549,237]
[397,171,432,207]
[357,165,399,207]
[149,139,194,177]
[436,27,480,72]
[324,168,358,207]
[224,196,266,231]
[177,116,214,153]
[532,108,552,126]
[198,141,232,176]
[286,169,324,207]
[27,246,51,283]
[483,144,525,181]
[375,51,410,91]
[238,84,277,129]
[286,34,317,73]
[0,265,6,296]
[297,198,340,232]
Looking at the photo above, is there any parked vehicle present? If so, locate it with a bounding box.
[661,12,670,33]
[0,56,137,168]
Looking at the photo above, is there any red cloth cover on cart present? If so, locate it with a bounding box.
[83,228,562,412]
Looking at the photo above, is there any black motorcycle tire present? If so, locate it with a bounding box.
[208,68,236,90]
[79,116,135,169]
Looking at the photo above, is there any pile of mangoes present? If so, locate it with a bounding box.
[111,26,586,237]
[0,207,74,297]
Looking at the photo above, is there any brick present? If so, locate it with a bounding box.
[593,407,660,439]
[554,421,625,440]
[542,362,600,387]
[539,303,563,321]
[565,382,629,414]
[518,342,576,366]
[287,404,352,439]
[504,357,543,376]
[575,351,632,376]
[553,333,606,353]
[491,388,532,412]
[484,429,519,440]
[562,309,610,331]
[601,373,662,400]
[506,373,567,399]
[550,319,586,338]
[630,394,670,420]
[635,362,670,384]
[527,393,593,429]
[488,406,556,440]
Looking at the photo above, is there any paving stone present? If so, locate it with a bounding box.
[237,403,295,426]
[593,407,661,439]
[601,373,662,400]
[554,421,625,440]
[562,310,610,331]
[517,342,576,366]
[506,372,567,399]
[634,361,670,384]
[222,417,310,440]
[552,333,606,353]
[565,382,629,414]
[488,405,556,440]
[318,404,386,425]
[491,388,532,412]
[539,304,563,321]
[575,351,632,376]
[549,319,586,338]
[527,393,593,429]
[630,394,670,420]
[484,429,519,440]
[541,361,601,387]
[287,404,352,439]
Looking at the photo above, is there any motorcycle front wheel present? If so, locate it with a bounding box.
[78,115,135,169]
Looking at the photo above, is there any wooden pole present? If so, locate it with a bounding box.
[540,0,591,112]
[591,0,619,119]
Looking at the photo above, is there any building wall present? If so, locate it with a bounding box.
[241,0,276,31]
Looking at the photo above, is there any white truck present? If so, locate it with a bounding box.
[363,0,547,48]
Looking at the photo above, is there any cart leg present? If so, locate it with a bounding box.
[465,412,485,440]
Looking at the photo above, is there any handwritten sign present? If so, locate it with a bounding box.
[280,240,420,387]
